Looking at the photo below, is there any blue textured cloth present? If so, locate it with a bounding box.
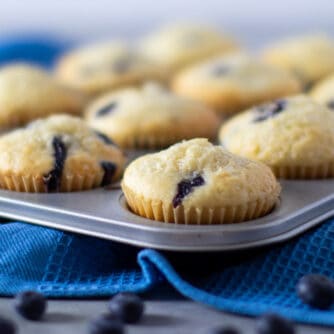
[0,36,334,327]
[0,221,333,326]
[0,35,68,67]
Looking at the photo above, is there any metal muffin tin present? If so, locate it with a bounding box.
[0,143,332,252]
[0,174,333,251]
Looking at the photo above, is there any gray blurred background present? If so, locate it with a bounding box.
[0,0,333,47]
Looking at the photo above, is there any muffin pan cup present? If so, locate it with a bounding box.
[0,179,333,252]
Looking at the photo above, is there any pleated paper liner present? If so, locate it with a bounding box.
[271,162,334,179]
[122,184,278,225]
[0,172,104,192]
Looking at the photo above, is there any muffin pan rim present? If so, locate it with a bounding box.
[0,180,332,252]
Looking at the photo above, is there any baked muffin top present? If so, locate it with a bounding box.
[262,34,334,86]
[55,41,167,96]
[219,95,334,167]
[0,64,86,128]
[172,54,301,114]
[122,138,280,209]
[0,115,126,192]
[85,83,220,148]
[139,22,238,72]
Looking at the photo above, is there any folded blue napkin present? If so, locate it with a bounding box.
[0,35,68,67]
[0,220,333,326]
[0,36,333,327]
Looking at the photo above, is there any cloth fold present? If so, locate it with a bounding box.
[0,221,333,326]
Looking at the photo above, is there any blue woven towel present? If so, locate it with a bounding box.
[0,35,68,67]
[0,37,334,327]
[0,220,333,326]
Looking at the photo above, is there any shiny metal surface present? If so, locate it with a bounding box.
[0,180,332,251]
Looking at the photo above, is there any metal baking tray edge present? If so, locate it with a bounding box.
[0,180,333,251]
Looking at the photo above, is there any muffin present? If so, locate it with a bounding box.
[0,64,86,128]
[172,54,301,115]
[0,115,126,192]
[122,138,280,224]
[139,22,238,73]
[219,95,334,178]
[85,83,220,149]
[262,34,334,88]
[310,74,334,109]
[55,41,167,96]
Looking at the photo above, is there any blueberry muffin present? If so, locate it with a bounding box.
[55,42,167,96]
[122,138,280,224]
[85,83,220,149]
[310,74,334,110]
[0,64,86,128]
[0,115,126,192]
[219,95,334,178]
[262,34,334,88]
[139,22,238,73]
[172,54,301,115]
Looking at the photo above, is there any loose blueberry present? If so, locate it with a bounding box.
[253,99,287,123]
[108,292,144,324]
[100,161,117,186]
[43,136,67,192]
[256,313,295,334]
[88,317,124,334]
[95,131,116,146]
[209,326,240,334]
[14,290,47,321]
[96,102,118,118]
[173,174,205,208]
[296,274,334,309]
[99,312,123,322]
[0,316,16,334]
[327,100,334,110]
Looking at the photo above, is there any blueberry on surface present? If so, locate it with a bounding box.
[209,326,240,334]
[172,174,205,208]
[88,317,124,334]
[99,312,123,322]
[108,293,144,324]
[14,290,47,320]
[256,313,295,334]
[297,274,334,309]
[0,316,16,334]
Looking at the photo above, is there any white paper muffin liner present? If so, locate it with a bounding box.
[122,184,278,225]
[271,162,334,179]
[0,173,103,193]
